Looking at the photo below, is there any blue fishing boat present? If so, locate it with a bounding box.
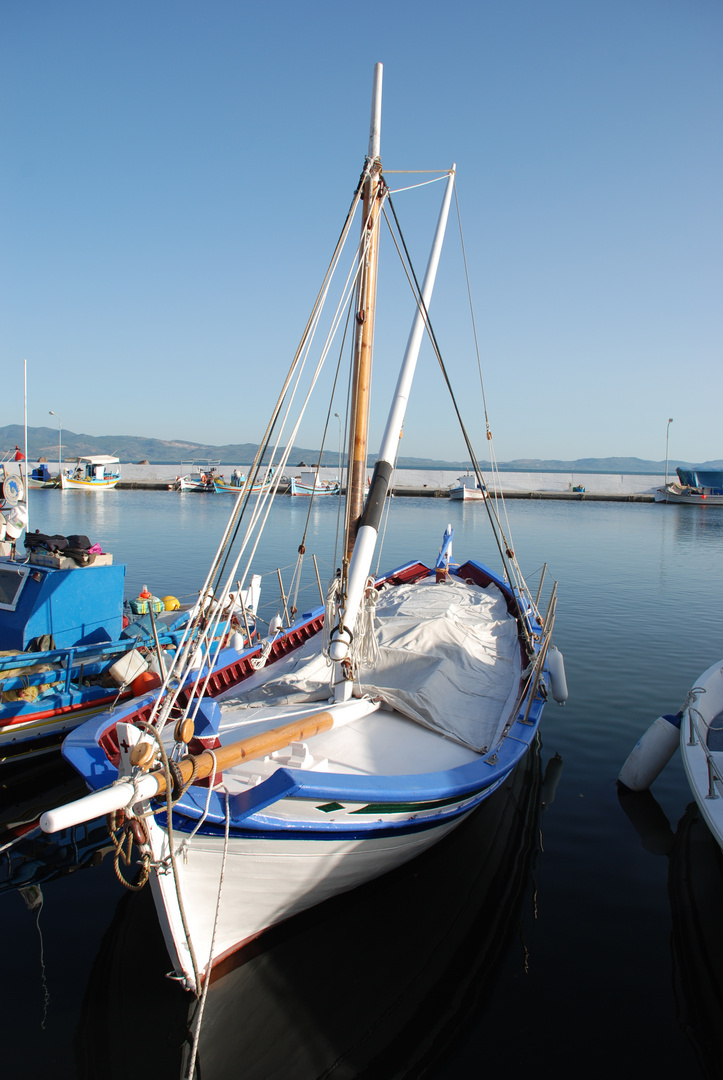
[0,476,262,758]
[0,541,187,761]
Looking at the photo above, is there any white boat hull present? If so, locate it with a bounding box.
[290,480,340,496]
[449,485,486,501]
[28,478,59,489]
[680,660,723,848]
[60,476,120,490]
[149,810,465,989]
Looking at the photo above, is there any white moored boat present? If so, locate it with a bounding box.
[449,473,487,501]
[60,455,121,490]
[655,468,723,506]
[42,64,565,1007]
[679,662,723,845]
[289,468,341,496]
[620,660,723,854]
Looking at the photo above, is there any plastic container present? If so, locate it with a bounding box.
[109,649,149,686]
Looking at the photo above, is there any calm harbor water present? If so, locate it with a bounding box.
[3,490,723,1079]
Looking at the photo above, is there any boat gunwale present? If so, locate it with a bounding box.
[61,555,548,831]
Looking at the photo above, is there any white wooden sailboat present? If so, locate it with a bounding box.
[41,64,566,996]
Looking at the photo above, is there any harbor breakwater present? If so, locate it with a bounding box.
[111,465,663,501]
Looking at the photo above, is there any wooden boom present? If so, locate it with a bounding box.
[40,698,379,833]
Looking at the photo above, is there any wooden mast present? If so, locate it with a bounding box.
[344,62,384,566]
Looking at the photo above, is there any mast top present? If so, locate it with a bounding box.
[367,63,383,161]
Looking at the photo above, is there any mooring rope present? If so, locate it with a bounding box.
[185,789,231,1080]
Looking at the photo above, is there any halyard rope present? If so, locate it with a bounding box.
[186,789,231,1080]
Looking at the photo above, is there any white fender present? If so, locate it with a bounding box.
[618,712,682,791]
[547,645,568,704]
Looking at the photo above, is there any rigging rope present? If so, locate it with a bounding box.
[382,181,535,650]
[185,789,231,1080]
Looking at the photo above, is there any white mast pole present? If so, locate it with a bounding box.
[330,165,456,680]
[377,165,456,465]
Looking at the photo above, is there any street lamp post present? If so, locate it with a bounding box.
[664,417,673,487]
[49,410,62,474]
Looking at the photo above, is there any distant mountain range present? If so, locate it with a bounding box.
[2,425,721,474]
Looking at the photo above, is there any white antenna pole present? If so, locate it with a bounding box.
[368,63,383,160]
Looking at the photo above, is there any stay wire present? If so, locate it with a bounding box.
[383,187,533,651]
[298,295,353,555]
[205,162,373,601]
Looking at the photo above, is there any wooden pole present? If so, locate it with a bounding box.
[344,62,384,565]
[40,699,380,833]
[152,710,337,794]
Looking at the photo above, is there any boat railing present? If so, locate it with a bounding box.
[0,628,187,695]
[685,702,723,799]
[484,580,557,764]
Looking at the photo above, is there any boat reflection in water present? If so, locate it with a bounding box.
[76,739,557,1079]
[618,785,723,1079]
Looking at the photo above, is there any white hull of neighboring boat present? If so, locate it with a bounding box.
[449,475,486,501]
[60,476,120,490]
[149,811,465,987]
[655,484,723,506]
[449,485,486,501]
[28,477,59,489]
[176,477,215,492]
[680,660,723,848]
[289,479,340,496]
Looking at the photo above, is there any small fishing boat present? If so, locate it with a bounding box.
[213,468,275,494]
[169,461,221,492]
[0,539,192,760]
[42,64,566,996]
[289,468,341,496]
[449,473,487,501]
[655,468,723,506]
[0,488,262,759]
[60,455,121,491]
[27,463,60,489]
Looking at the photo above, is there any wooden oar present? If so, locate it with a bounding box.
[40,698,379,833]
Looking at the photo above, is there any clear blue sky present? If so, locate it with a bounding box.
[1,1,720,464]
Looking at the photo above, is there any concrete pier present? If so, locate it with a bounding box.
[108,465,662,502]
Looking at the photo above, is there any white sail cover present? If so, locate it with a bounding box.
[226,577,521,753]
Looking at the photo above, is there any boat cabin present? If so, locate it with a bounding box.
[0,557,124,650]
[68,455,120,481]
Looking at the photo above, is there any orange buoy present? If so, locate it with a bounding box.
[131,670,162,697]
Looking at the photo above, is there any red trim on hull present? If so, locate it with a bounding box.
[0,690,132,732]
